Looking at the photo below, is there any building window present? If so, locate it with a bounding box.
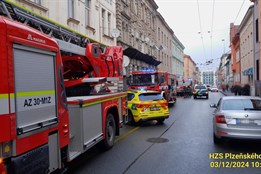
[68,0,74,18]
[85,0,90,26]
[161,31,163,44]
[102,8,105,34]
[34,0,41,4]
[158,27,160,41]
[125,23,128,41]
[108,12,111,36]
[122,21,125,39]
[256,19,259,42]
[134,0,138,15]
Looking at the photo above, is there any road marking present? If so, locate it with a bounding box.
[115,127,140,143]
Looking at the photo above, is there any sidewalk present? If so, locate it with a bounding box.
[220,90,235,96]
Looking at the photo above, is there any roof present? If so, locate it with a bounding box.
[222,96,261,100]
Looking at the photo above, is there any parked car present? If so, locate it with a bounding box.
[193,84,208,99]
[210,96,261,144]
[127,90,169,125]
[210,87,219,92]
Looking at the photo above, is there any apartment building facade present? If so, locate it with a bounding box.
[230,23,241,86]
[201,71,215,86]
[155,12,174,73]
[13,0,184,78]
[183,54,196,82]
[11,0,117,46]
[251,0,261,96]
[238,5,254,95]
[116,0,160,73]
[172,34,185,80]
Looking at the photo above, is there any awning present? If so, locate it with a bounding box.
[243,67,253,76]
[123,47,161,66]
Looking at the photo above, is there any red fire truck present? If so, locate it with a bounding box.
[0,1,127,173]
[176,80,193,96]
[128,70,176,105]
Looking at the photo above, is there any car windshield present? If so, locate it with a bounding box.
[139,93,163,101]
[222,99,261,110]
[129,74,156,86]
[195,86,206,89]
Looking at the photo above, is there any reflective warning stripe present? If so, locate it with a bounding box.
[10,93,15,113]
[0,94,11,115]
[82,95,126,107]
[16,90,55,97]
[0,91,55,115]
[15,90,56,112]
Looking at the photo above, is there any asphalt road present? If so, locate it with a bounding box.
[67,92,261,174]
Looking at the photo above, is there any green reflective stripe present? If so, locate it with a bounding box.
[16,90,55,97]
[82,95,126,107]
[10,93,14,98]
[0,93,15,99]
[0,94,8,99]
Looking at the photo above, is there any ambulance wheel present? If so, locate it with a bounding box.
[127,111,136,126]
[103,113,116,150]
[157,118,165,124]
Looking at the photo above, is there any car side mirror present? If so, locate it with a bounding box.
[210,104,217,108]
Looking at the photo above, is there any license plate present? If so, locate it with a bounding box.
[150,107,160,111]
[236,119,255,124]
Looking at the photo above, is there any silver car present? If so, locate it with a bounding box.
[210,96,261,144]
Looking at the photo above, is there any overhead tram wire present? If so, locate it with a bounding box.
[210,0,215,61]
[224,0,246,53]
[197,0,207,63]
[234,0,246,24]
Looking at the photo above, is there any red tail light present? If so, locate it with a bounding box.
[0,158,7,174]
[215,115,226,124]
[135,104,147,108]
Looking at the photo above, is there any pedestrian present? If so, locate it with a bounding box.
[184,86,188,98]
[226,84,229,92]
[221,84,225,92]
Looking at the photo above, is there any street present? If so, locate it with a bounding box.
[68,92,261,174]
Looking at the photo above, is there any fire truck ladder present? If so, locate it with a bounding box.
[0,0,121,87]
[0,0,92,56]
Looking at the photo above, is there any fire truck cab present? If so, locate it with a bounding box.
[128,70,177,105]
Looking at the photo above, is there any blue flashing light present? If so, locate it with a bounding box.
[138,87,147,91]
[142,68,155,72]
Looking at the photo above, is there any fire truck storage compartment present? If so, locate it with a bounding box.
[67,97,103,161]
[13,44,58,135]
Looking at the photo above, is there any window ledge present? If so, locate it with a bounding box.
[67,17,80,25]
[86,25,96,33]
[19,0,48,12]
[103,34,113,40]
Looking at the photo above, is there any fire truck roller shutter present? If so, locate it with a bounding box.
[13,44,58,135]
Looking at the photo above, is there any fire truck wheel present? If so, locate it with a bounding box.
[103,113,116,150]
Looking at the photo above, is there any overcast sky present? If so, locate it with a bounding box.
[154,0,253,71]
